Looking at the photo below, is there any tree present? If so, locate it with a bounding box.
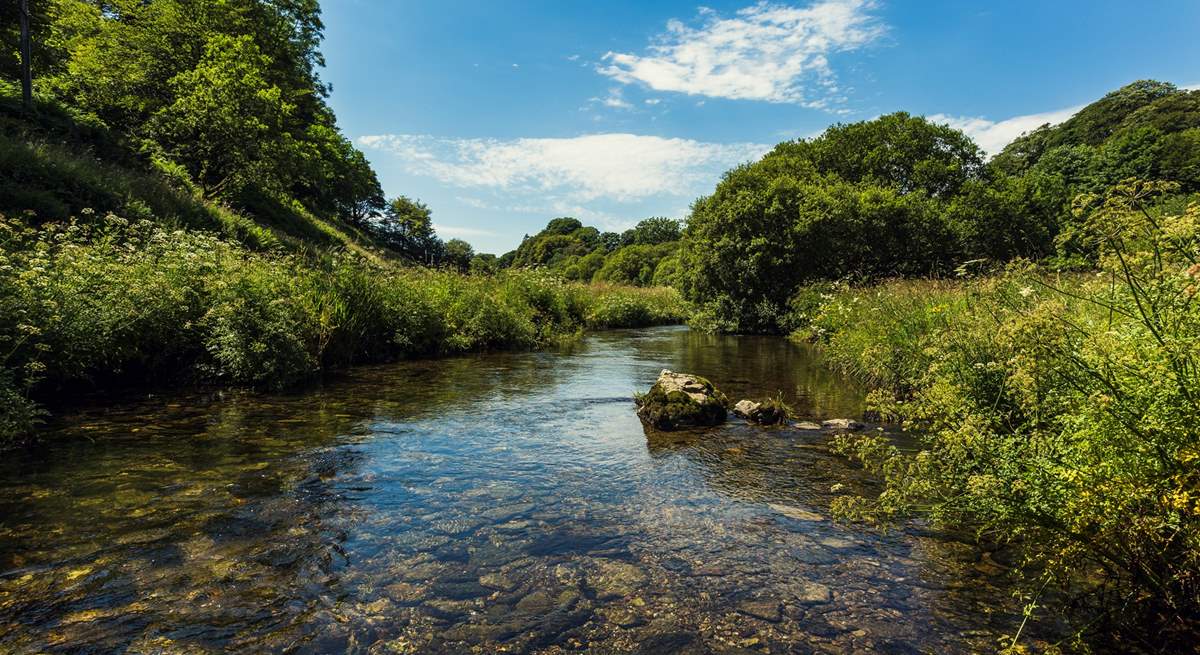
[443,239,474,272]
[468,253,498,275]
[620,217,682,246]
[812,111,985,197]
[21,0,389,228]
[146,34,295,198]
[377,196,442,263]
[593,243,676,286]
[598,231,622,252]
[507,217,600,268]
[297,124,385,225]
[679,113,979,332]
[560,251,606,281]
[543,217,582,235]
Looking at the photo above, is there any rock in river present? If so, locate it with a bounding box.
[732,399,790,425]
[821,418,865,431]
[635,370,728,430]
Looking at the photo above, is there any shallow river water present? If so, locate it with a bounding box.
[1,327,1047,653]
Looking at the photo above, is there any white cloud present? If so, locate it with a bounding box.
[929,104,1085,156]
[645,98,662,105]
[593,87,633,110]
[358,133,768,203]
[599,0,884,106]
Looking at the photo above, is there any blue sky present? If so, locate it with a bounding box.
[320,0,1200,254]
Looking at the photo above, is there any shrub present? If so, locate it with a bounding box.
[811,181,1200,646]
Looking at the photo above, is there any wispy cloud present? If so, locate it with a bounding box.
[592,87,633,110]
[357,133,768,203]
[929,104,1085,156]
[598,0,885,107]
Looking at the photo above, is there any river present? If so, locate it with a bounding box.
[0,326,1047,653]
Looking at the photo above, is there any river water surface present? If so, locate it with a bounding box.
[1,327,1044,653]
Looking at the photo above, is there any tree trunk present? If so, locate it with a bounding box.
[19,0,33,111]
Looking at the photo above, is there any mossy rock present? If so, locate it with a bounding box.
[635,370,728,430]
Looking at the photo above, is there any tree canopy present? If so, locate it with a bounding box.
[6,0,385,233]
[498,216,683,286]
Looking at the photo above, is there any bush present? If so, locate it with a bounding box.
[804,181,1200,647]
[584,284,689,328]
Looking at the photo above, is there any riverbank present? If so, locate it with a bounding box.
[0,213,688,447]
[788,196,1200,647]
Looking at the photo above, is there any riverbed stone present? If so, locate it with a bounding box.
[423,598,473,621]
[790,581,833,605]
[479,572,518,592]
[600,606,646,628]
[794,421,823,431]
[768,503,825,521]
[588,559,649,600]
[515,590,557,613]
[635,370,728,430]
[737,599,782,622]
[822,418,865,431]
[733,400,761,418]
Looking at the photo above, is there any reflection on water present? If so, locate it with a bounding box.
[0,326,1049,653]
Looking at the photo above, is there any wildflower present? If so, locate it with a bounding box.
[1019,286,1034,298]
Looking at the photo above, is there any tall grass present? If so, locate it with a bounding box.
[0,213,688,447]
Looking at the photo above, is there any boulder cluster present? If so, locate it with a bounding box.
[635,370,866,433]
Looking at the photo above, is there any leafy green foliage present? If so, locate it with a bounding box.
[679,114,980,332]
[798,182,1200,646]
[443,238,475,272]
[0,212,688,446]
[987,81,1200,264]
[374,196,441,262]
[592,242,676,286]
[2,0,385,243]
[500,216,684,287]
[680,84,1200,333]
[619,216,681,246]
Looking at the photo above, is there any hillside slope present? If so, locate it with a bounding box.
[993,80,1200,190]
[1,84,388,259]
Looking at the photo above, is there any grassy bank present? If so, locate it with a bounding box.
[0,212,688,447]
[790,184,1199,648]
